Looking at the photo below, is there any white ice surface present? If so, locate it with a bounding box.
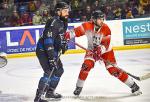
[0,49,150,102]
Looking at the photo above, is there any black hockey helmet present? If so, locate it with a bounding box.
[91,10,104,20]
[55,2,69,12]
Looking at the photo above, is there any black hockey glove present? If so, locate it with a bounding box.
[61,39,68,54]
[49,59,57,70]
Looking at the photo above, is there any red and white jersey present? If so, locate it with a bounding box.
[70,21,112,54]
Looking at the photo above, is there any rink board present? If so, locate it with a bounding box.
[7,44,150,58]
[0,17,150,58]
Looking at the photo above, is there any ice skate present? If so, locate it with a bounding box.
[34,89,48,102]
[34,98,48,102]
[73,86,83,96]
[131,82,142,95]
[45,90,62,101]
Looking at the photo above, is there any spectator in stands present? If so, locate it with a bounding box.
[0,0,13,10]
[91,0,101,11]
[71,0,81,18]
[34,0,42,10]
[3,0,14,6]
[71,0,81,11]
[113,5,122,19]
[131,4,139,18]
[17,1,28,15]
[81,5,92,21]
[0,1,13,27]
[138,3,145,15]
[38,1,48,15]
[10,10,20,26]
[0,2,13,17]
[41,9,51,24]
[13,4,18,12]
[3,16,11,27]
[18,12,32,26]
[46,0,56,13]
[146,1,150,14]
[140,0,149,14]
[28,1,36,13]
[121,5,127,19]
[70,0,82,22]
[126,8,134,19]
[32,10,42,25]
[105,5,114,20]
[80,0,87,8]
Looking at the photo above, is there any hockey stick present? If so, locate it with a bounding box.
[37,51,62,102]
[100,59,150,81]
[71,41,150,81]
[0,56,7,68]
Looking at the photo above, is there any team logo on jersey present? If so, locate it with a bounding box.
[47,31,53,37]
[93,34,102,47]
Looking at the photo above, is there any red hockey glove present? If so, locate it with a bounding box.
[93,46,102,61]
[64,31,71,41]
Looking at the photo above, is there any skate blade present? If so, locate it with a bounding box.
[133,90,142,96]
[74,95,80,98]
[45,97,61,101]
[40,100,49,102]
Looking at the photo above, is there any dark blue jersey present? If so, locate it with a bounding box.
[36,16,68,60]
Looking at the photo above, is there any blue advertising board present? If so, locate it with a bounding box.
[123,20,150,45]
[0,26,75,54]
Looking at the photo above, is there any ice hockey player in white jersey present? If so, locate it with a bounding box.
[65,10,142,96]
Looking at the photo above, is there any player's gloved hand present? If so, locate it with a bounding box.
[49,59,57,70]
[61,39,68,54]
[64,31,71,41]
[93,46,102,61]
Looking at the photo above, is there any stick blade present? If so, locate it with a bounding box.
[140,73,150,81]
[0,56,7,68]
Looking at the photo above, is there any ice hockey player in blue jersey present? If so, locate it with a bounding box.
[34,2,69,102]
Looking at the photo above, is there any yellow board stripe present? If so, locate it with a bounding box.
[113,44,150,50]
[7,44,150,58]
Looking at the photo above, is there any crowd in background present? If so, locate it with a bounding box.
[0,0,149,27]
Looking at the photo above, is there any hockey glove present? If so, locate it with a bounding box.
[64,31,71,41]
[49,59,58,70]
[93,46,102,61]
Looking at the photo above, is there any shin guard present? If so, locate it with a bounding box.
[107,67,128,82]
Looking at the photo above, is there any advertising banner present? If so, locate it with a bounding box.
[0,26,75,54]
[1,18,149,55]
[123,20,150,45]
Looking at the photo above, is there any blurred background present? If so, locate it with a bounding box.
[0,0,149,27]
